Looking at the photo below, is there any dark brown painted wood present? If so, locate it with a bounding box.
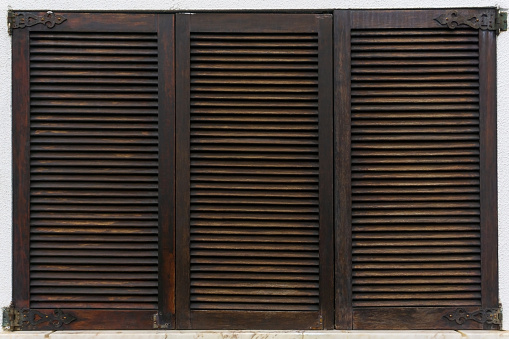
[175,13,334,330]
[25,12,158,32]
[12,12,176,330]
[353,307,482,330]
[479,29,499,330]
[157,13,176,328]
[349,8,497,29]
[334,9,353,330]
[11,9,500,332]
[191,311,322,330]
[336,8,498,330]
[317,14,334,330]
[18,310,156,330]
[27,28,160,311]
[188,13,323,32]
[12,26,31,310]
[175,13,192,330]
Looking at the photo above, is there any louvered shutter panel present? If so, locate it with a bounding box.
[334,9,498,330]
[175,13,334,329]
[12,13,175,330]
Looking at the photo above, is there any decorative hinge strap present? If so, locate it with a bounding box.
[2,305,76,331]
[434,9,507,34]
[443,307,502,327]
[8,10,67,35]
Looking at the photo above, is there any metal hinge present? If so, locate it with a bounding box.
[498,11,508,32]
[443,306,502,327]
[153,312,171,329]
[7,11,14,35]
[2,305,76,331]
[2,304,20,331]
[8,10,67,35]
[434,9,507,34]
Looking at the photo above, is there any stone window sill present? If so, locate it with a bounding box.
[1,331,508,339]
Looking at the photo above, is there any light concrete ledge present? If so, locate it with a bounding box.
[1,331,509,339]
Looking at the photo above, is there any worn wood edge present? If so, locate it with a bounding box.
[188,13,325,32]
[349,8,498,29]
[353,307,483,330]
[16,309,157,330]
[157,13,176,328]
[175,13,192,330]
[478,29,499,330]
[12,27,30,310]
[190,311,323,330]
[16,12,158,32]
[317,13,334,330]
[333,9,353,330]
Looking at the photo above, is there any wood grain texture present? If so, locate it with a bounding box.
[338,9,497,330]
[12,25,31,310]
[175,13,192,329]
[479,29,499,330]
[353,307,482,330]
[349,9,497,29]
[12,12,176,329]
[28,29,160,311]
[24,13,158,32]
[176,13,333,330]
[18,309,156,330]
[157,13,176,328]
[190,310,322,330]
[334,9,353,330]
[317,14,334,330]
[350,26,481,304]
[11,9,499,332]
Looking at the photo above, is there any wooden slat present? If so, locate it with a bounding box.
[338,9,492,330]
[176,13,333,330]
[17,22,176,323]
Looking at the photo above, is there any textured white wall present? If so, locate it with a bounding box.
[1,0,508,328]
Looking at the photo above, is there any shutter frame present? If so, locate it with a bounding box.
[10,9,499,331]
[478,28,499,330]
[156,13,177,329]
[11,12,176,330]
[334,9,353,330]
[12,19,31,312]
[334,9,499,330]
[175,13,334,330]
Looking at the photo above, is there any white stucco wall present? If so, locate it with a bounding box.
[0,0,508,329]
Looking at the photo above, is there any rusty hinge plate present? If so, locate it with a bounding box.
[8,10,67,35]
[2,305,76,331]
[2,304,20,331]
[498,11,508,32]
[443,307,502,327]
[434,9,507,34]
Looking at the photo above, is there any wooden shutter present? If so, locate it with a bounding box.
[175,13,334,329]
[12,13,175,330]
[334,9,498,330]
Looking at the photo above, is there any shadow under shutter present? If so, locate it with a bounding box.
[175,13,334,329]
[12,13,175,330]
[334,9,498,330]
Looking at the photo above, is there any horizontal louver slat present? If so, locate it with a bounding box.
[29,32,159,310]
[188,31,320,312]
[350,28,481,308]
